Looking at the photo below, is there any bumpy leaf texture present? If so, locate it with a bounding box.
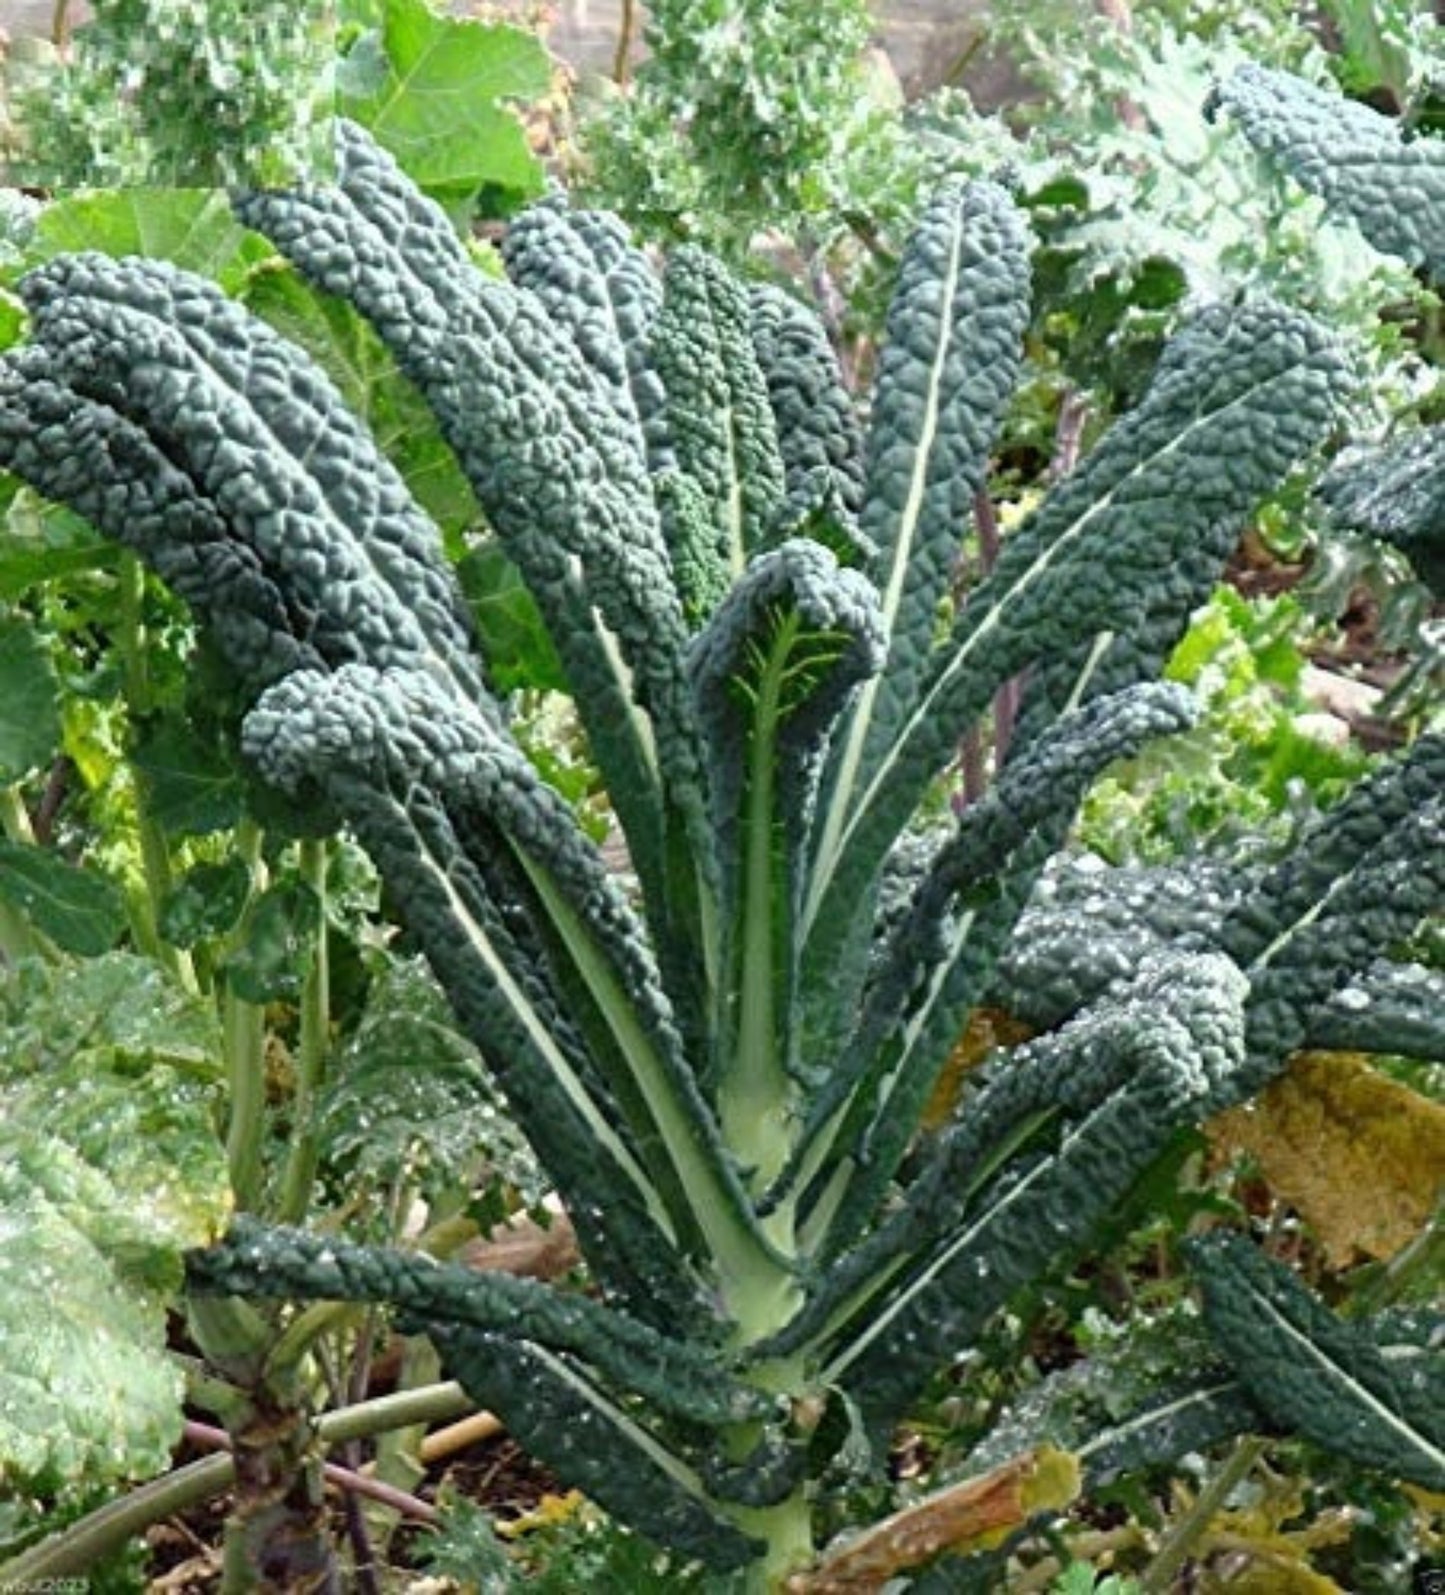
[1189,1232,1445,1490]
[1318,428,1445,597]
[1209,64,1445,281]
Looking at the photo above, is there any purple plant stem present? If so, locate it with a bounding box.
[182,1420,438,1525]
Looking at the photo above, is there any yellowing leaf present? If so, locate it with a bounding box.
[1209,1051,1445,1266]
[924,1007,1034,1131]
[1204,1563,1344,1594]
[1195,1478,1353,1592]
[495,1489,585,1538]
[787,1447,1080,1591]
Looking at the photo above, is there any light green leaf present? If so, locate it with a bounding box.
[317,958,542,1201]
[0,1174,185,1490]
[0,615,59,784]
[159,858,252,949]
[0,292,23,352]
[338,0,548,204]
[241,262,480,544]
[415,1498,515,1587]
[456,539,567,692]
[0,840,127,956]
[0,951,223,1080]
[31,190,269,291]
[0,488,115,600]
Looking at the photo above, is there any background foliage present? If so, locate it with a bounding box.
[2,0,336,187]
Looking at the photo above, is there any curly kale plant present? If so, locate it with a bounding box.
[1,121,1441,1585]
[5,0,334,188]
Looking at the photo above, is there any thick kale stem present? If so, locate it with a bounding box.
[0,1384,473,1584]
[277,837,331,1223]
[189,1290,335,1593]
[116,553,198,992]
[223,818,269,1211]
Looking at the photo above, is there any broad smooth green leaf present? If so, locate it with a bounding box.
[337,0,548,205]
[0,614,59,783]
[0,1172,186,1491]
[30,190,269,292]
[455,539,566,691]
[131,715,245,837]
[0,488,116,600]
[0,840,126,956]
[316,958,542,1201]
[0,955,228,1490]
[222,877,321,1004]
[159,858,252,949]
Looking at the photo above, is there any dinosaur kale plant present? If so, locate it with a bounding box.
[1211,62,1445,715]
[0,118,1440,1587]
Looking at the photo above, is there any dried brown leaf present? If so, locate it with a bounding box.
[787,1447,1080,1592]
[1209,1051,1445,1267]
[924,1007,1034,1131]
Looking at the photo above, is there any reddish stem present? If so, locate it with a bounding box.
[1050,389,1090,481]
[182,1421,438,1525]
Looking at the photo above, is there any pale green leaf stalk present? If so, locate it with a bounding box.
[276,837,331,1224]
[116,552,198,992]
[220,820,269,1213]
[0,100,1439,1588]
